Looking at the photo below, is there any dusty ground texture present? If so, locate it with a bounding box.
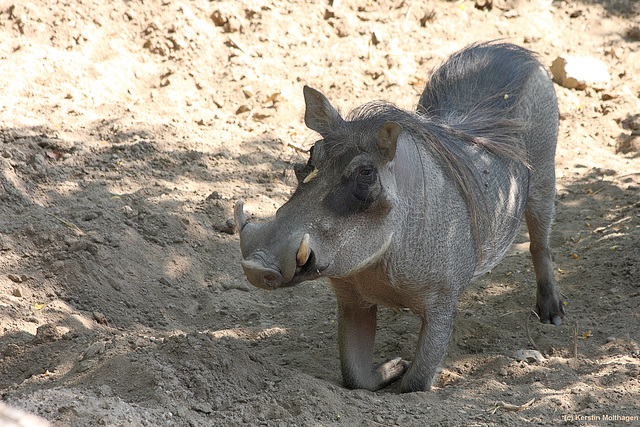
[1,0,639,425]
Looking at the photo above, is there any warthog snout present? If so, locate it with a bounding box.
[240,257,283,290]
[235,200,319,289]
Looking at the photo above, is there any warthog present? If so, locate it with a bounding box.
[235,41,563,392]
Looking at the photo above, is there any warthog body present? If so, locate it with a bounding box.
[235,41,563,392]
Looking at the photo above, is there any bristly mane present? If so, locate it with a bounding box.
[343,102,527,258]
[325,42,540,257]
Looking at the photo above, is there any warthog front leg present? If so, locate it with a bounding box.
[400,294,458,393]
[332,281,409,391]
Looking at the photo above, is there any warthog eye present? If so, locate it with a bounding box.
[355,166,375,181]
[352,166,377,201]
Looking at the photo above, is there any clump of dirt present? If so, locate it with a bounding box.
[1,0,639,425]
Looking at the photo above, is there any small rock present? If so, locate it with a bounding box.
[69,240,98,255]
[97,384,113,396]
[324,7,335,20]
[236,104,251,114]
[83,212,99,221]
[626,25,640,41]
[206,191,222,200]
[569,9,583,18]
[81,341,106,360]
[475,0,493,10]
[550,55,610,90]
[192,402,214,414]
[30,153,48,173]
[514,349,544,363]
[122,205,134,217]
[12,288,22,297]
[211,9,226,27]
[8,273,22,283]
[371,29,382,46]
[34,324,61,343]
[241,85,254,98]
[606,336,616,343]
[93,311,108,325]
[214,217,236,234]
[617,132,640,154]
[622,114,640,131]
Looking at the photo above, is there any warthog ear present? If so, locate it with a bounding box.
[303,85,343,136]
[377,122,402,161]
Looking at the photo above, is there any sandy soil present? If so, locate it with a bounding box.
[1,0,639,425]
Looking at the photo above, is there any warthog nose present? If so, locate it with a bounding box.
[241,259,283,290]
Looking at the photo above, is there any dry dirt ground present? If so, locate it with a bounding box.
[1,0,639,425]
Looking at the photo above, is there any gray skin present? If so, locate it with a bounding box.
[235,42,564,393]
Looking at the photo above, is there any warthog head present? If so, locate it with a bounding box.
[235,86,403,290]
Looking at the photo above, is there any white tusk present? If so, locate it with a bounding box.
[234,199,248,233]
[303,168,319,184]
[296,233,311,266]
